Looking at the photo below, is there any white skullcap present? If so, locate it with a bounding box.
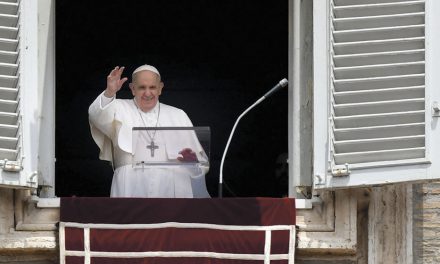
[132,64,160,77]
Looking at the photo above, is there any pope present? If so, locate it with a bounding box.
[88,65,210,198]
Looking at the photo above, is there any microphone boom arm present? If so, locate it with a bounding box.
[218,78,288,197]
[219,97,265,198]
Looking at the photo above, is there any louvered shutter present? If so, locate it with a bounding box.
[0,0,38,188]
[0,1,21,171]
[313,0,440,189]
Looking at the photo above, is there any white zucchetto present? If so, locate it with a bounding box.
[132,64,160,77]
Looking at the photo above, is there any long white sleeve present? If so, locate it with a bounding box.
[88,92,120,161]
[100,93,115,107]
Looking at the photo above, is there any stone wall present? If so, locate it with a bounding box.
[413,182,440,263]
[0,189,57,263]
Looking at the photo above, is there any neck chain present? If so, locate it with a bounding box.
[133,99,161,157]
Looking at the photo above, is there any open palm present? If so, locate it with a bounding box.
[105,66,128,97]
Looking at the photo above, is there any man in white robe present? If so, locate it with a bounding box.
[88,65,210,198]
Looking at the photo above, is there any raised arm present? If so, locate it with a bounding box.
[89,66,128,139]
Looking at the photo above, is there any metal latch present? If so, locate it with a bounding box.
[0,159,22,172]
[27,171,38,186]
[433,101,440,117]
[331,163,350,177]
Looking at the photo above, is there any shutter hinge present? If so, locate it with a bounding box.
[0,159,23,172]
[433,101,440,117]
[27,171,38,186]
[331,163,350,177]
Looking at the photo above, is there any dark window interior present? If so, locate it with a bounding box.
[55,0,288,197]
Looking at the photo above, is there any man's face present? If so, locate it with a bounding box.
[130,70,163,112]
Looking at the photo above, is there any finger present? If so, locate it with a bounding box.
[108,70,115,78]
[116,66,124,77]
[118,77,128,88]
[181,148,192,153]
[109,66,119,77]
[186,149,196,155]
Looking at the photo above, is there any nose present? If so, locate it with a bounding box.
[144,88,152,96]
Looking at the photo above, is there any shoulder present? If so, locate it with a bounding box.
[159,102,193,126]
[160,102,187,115]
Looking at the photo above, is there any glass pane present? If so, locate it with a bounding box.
[132,127,210,168]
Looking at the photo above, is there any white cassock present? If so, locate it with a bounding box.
[88,92,210,198]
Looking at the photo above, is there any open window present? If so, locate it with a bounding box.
[2,1,287,197]
[313,0,440,189]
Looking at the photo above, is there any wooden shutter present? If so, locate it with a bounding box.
[313,0,440,188]
[0,0,38,188]
[330,0,426,167]
[0,0,20,165]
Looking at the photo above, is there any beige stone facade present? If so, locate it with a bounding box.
[0,190,57,263]
[413,182,440,263]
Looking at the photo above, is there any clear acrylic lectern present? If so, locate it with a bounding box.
[132,127,210,169]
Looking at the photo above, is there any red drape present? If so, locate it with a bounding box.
[59,197,296,264]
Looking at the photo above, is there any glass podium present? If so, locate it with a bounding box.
[132,127,210,169]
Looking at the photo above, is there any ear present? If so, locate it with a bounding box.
[129,83,135,96]
[158,82,164,96]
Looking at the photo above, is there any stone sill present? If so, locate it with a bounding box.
[296,196,323,209]
[36,197,60,208]
[0,232,57,252]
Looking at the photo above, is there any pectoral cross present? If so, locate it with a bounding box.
[147,141,159,157]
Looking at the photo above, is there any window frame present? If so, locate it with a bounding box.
[20,0,39,186]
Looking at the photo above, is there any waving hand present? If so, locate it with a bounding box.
[104,66,128,97]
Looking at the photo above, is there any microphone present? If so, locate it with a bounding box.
[263,78,288,99]
[218,78,288,198]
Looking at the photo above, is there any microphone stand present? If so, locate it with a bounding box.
[218,79,288,197]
